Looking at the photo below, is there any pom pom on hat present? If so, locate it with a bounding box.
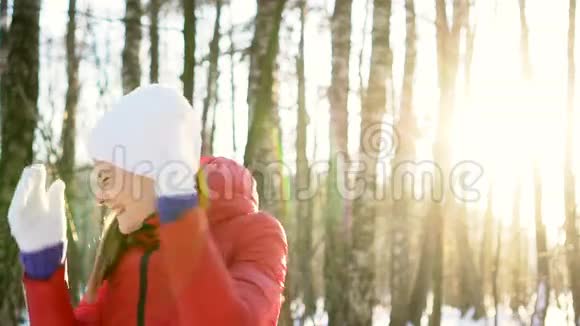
[87,84,202,179]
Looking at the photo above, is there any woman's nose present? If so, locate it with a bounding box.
[95,190,108,206]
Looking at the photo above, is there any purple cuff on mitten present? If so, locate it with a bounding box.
[156,193,199,224]
[20,242,65,280]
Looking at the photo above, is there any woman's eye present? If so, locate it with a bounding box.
[101,176,111,187]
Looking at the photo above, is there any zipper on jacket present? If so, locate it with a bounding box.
[137,248,155,326]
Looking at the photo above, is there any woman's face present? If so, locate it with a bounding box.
[93,161,156,234]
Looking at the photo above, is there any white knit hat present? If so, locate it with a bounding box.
[87,84,201,179]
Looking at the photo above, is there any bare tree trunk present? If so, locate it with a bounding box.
[429,204,444,326]
[521,227,530,303]
[0,0,6,39]
[0,0,8,73]
[511,179,525,319]
[531,164,550,326]
[243,1,287,321]
[122,0,142,93]
[400,0,417,123]
[0,0,8,164]
[516,1,552,323]
[295,0,315,320]
[324,160,350,326]
[209,100,217,154]
[182,0,195,104]
[400,0,465,321]
[518,0,532,80]
[59,0,81,305]
[464,6,475,99]
[480,187,494,296]
[324,0,353,324]
[390,0,416,324]
[349,1,392,325]
[430,1,466,325]
[201,0,222,156]
[244,0,286,213]
[408,212,434,326]
[454,3,484,318]
[328,0,352,158]
[492,218,502,326]
[565,0,580,324]
[0,0,40,323]
[229,12,237,154]
[455,204,485,319]
[149,0,160,83]
[515,2,535,322]
[357,0,370,105]
[245,1,287,322]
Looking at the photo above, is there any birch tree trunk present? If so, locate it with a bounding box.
[531,164,550,326]
[515,2,534,320]
[390,0,416,324]
[455,204,485,319]
[0,0,40,323]
[122,0,142,93]
[408,209,435,326]
[328,0,351,157]
[480,186,494,295]
[244,0,285,214]
[430,1,466,324]
[202,0,222,156]
[295,0,315,320]
[349,0,392,325]
[182,0,195,103]
[243,1,287,323]
[455,3,485,318]
[565,0,580,324]
[492,217,502,326]
[149,0,160,83]
[511,179,525,318]
[409,0,466,321]
[59,0,81,305]
[324,0,353,324]
[229,14,237,154]
[0,0,8,73]
[518,0,532,80]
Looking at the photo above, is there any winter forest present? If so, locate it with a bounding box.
[0,0,579,325]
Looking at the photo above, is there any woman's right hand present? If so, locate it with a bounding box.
[8,164,68,279]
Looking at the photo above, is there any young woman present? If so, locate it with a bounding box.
[8,85,288,325]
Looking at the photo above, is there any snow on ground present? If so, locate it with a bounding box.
[18,294,576,325]
[294,296,575,325]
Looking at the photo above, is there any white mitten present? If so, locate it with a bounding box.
[8,164,67,278]
[154,112,201,223]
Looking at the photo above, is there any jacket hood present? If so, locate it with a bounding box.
[129,157,257,247]
[198,156,258,223]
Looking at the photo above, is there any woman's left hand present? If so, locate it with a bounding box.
[153,108,201,198]
[152,108,201,224]
[8,164,67,279]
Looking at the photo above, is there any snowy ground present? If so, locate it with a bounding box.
[293,296,575,325]
[18,295,575,325]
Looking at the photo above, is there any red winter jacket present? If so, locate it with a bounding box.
[23,157,288,325]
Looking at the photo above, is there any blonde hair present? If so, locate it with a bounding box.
[85,212,127,303]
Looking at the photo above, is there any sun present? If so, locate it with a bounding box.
[452,76,567,246]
